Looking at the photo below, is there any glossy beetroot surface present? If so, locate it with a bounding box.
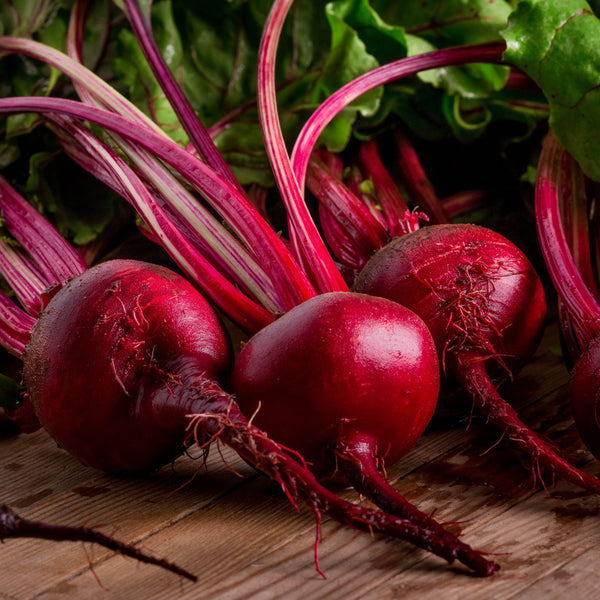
[354,223,547,387]
[23,259,232,474]
[232,291,440,475]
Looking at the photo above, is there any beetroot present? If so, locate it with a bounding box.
[232,291,498,575]
[355,224,546,389]
[232,292,439,474]
[353,223,600,494]
[24,259,232,474]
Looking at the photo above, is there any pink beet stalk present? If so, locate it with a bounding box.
[357,139,415,237]
[393,130,450,225]
[535,131,600,354]
[116,0,244,193]
[290,42,506,190]
[0,35,315,322]
[535,131,600,462]
[256,0,348,294]
[306,154,388,267]
[0,176,85,346]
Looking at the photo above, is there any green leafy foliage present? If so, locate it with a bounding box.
[502,0,600,181]
[22,151,125,245]
[113,1,189,146]
[115,0,525,184]
[0,372,22,411]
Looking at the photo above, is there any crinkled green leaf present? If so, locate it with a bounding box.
[375,0,511,98]
[326,0,408,66]
[321,0,386,117]
[171,1,266,124]
[372,0,512,44]
[106,0,532,183]
[502,0,600,181]
[163,0,378,183]
[0,0,70,38]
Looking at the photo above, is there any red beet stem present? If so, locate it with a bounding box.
[184,376,497,576]
[460,360,600,494]
[393,130,449,225]
[334,431,499,576]
[0,504,197,582]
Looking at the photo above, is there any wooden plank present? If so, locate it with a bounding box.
[0,442,258,599]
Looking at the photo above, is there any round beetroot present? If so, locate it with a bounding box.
[23,259,232,473]
[232,292,439,475]
[354,223,547,388]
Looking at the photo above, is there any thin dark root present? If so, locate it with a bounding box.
[0,504,197,582]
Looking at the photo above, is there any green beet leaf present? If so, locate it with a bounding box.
[502,0,600,181]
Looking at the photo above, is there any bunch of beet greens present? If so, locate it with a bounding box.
[1,0,600,582]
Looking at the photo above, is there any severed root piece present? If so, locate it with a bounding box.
[0,504,197,582]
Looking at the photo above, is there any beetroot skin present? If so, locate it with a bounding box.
[570,336,600,460]
[232,291,440,476]
[354,223,547,389]
[23,259,232,473]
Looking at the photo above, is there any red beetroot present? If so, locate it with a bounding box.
[23,259,232,474]
[353,223,600,494]
[232,291,498,575]
[232,292,439,475]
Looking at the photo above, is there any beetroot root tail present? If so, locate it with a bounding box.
[461,362,600,495]
[335,430,500,577]
[184,378,500,577]
[0,504,197,582]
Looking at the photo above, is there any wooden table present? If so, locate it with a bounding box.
[2,318,599,599]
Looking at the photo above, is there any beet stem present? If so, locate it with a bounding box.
[461,361,600,494]
[185,377,497,575]
[0,504,197,582]
[335,431,500,576]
